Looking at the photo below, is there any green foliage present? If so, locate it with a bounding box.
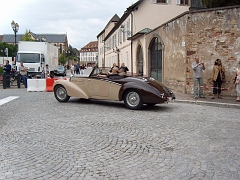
[0,66,3,75]
[20,29,34,41]
[201,0,240,8]
[67,44,76,57]
[62,44,79,64]
[0,42,15,57]
[59,54,67,65]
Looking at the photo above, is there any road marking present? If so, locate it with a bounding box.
[0,96,19,106]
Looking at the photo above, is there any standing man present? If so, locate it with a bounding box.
[19,62,28,88]
[76,63,80,74]
[4,60,12,75]
[42,64,50,78]
[192,56,205,99]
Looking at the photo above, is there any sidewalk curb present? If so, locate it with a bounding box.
[174,99,240,109]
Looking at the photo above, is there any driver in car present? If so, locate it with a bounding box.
[97,67,120,78]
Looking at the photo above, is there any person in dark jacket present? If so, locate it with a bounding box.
[4,60,12,75]
[76,63,80,74]
[119,62,129,74]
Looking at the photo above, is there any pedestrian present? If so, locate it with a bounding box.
[71,64,75,75]
[191,56,205,99]
[42,64,50,78]
[235,61,240,102]
[19,62,28,88]
[80,64,85,75]
[3,60,11,75]
[211,59,226,99]
[76,63,80,74]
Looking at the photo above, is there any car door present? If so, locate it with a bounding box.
[85,78,121,100]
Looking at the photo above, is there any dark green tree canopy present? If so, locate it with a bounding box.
[201,0,240,8]
[0,42,15,57]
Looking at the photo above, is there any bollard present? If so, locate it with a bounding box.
[2,72,10,88]
[3,72,6,89]
[6,74,10,88]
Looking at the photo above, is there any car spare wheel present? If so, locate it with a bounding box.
[124,90,143,110]
[54,85,70,102]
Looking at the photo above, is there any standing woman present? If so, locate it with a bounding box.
[235,61,240,102]
[211,59,226,99]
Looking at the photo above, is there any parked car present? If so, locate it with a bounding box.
[53,67,175,110]
[54,65,66,76]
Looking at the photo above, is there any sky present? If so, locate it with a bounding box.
[0,0,137,50]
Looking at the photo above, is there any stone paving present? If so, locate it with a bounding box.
[0,89,239,179]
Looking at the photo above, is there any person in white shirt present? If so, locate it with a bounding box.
[18,62,28,88]
[42,64,50,78]
[192,56,205,99]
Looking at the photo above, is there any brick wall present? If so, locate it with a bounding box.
[146,6,240,96]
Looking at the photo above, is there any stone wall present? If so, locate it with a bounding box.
[146,6,240,96]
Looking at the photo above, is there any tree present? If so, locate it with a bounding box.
[68,44,76,57]
[59,54,67,65]
[65,44,78,61]
[20,29,34,41]
[0,42,15,57]
[201,0,240,8]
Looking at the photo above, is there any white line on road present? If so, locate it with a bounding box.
[0,96,19,106]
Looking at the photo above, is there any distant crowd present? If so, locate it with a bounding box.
[70,63,88,75]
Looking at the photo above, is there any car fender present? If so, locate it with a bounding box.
[119,81,163,102]
[53,80,89,99]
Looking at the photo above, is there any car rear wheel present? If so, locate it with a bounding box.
[54,85,70,102]
[124,90,143,110]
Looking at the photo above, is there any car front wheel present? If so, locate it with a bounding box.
[124,90,143,110]
[54,85,70,102]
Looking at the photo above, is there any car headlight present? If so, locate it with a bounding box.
[149,77,155,81]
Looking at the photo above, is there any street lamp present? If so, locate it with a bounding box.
[120,25,132,36]
[11,20,19,56]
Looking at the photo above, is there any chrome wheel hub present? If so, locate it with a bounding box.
[127,92,140,107]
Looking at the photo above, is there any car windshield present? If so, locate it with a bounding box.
[17,53,40,63]
[58,66,64,70]
[90,67,110,76]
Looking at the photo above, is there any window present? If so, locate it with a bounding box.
[113,34,116,47]
[118,30,122,45]
[180,0,188,5]
[126,20,130,38]
[157,0,167,3]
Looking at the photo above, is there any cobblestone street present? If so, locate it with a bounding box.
[0,89,239,180]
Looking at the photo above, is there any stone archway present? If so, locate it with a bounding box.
[149,37,163,82]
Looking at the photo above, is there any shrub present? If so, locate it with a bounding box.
[0,66,3,75]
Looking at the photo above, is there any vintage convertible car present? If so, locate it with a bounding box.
[53,67,175,110]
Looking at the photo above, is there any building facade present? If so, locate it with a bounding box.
[97,0,203,69]
[97,0,240,96]
[1,31,68,56]
[79,41,98,67]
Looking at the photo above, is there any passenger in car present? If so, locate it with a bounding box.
[119,62,129,74]
[97,67,120,78]
[109,63,119,73]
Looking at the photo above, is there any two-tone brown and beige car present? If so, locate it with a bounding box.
[53,67,175,110]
